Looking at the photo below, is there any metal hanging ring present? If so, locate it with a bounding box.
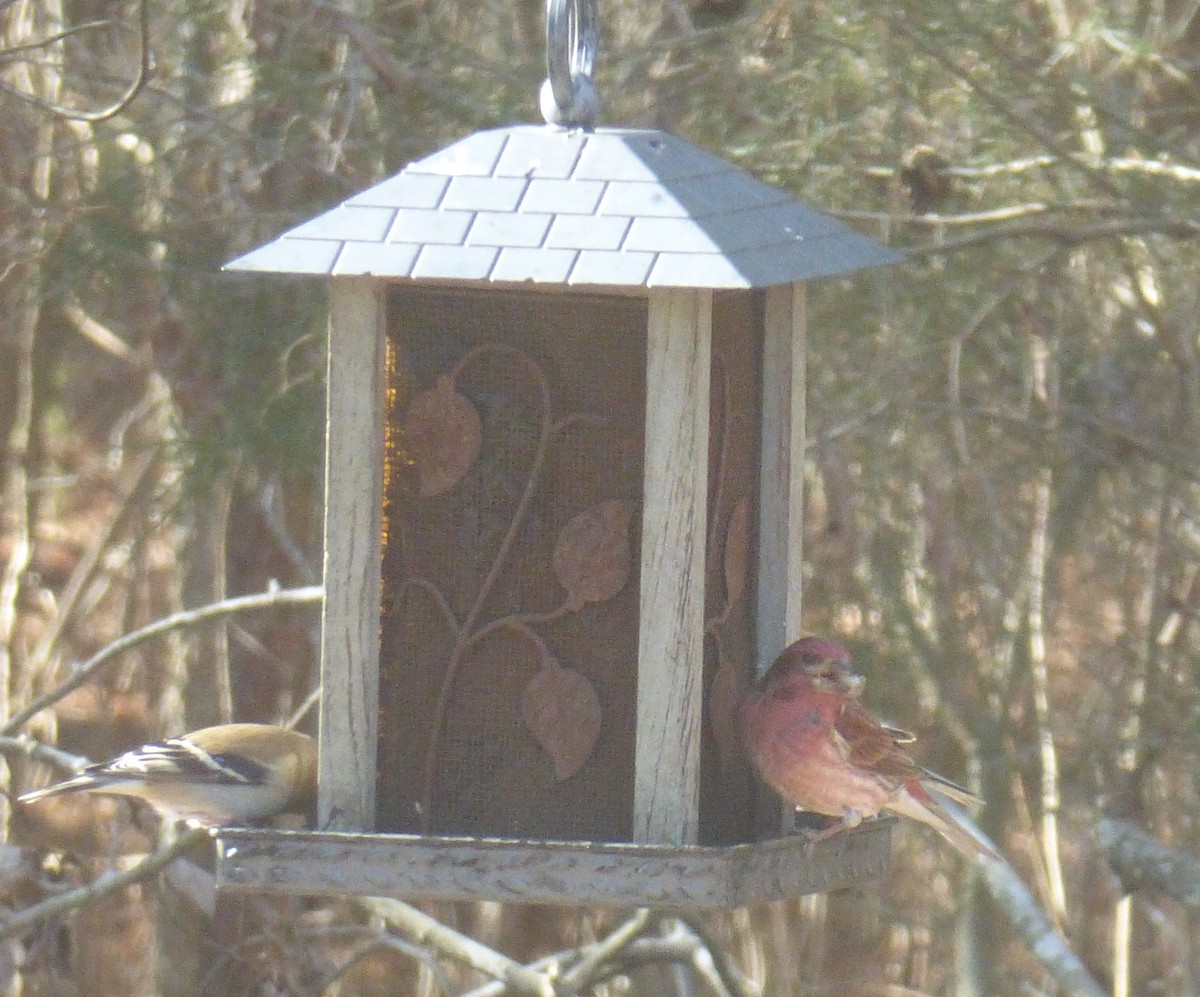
[542,0,598,128]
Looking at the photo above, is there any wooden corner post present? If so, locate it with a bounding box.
[755,281,806,837]
[320,276,384,831]
[635,287,713,847]
[756,282,806,675]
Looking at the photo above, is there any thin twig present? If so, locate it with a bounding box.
[317,932,457,996]
[833,201,1054,226]
[2,585,323,736]
[675,914,751,997]
[556,908,652,995]
[1112,894,1132,997]
[0,826,208,939]
[0,19,128,57]
[0,0,150,121]
[62,299,144,366]
[360,897,554,997]
[1028,468,1067,925]
[459,936,724,997]
[0,734,89,773]
[22,449,159,685]
[318,5,420,94]
[286,685,322,731]
[259,479,320,585]
[904,216,1200,257]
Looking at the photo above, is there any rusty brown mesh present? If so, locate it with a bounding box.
[377,285,762,845]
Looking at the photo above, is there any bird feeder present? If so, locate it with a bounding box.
[215,0,900,907]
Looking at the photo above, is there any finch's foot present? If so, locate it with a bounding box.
[793,809,865,854]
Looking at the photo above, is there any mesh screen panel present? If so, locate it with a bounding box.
[378,286,762,844]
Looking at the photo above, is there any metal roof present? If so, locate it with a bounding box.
[225,125,901,288]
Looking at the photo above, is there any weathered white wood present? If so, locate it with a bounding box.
[215,821,892,908]
[635,288,712,847]
[320,277,384,831]
[756,282,807,678]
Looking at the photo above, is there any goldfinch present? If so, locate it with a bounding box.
[18,723,316,827]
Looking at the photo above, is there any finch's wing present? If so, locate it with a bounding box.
[100,738,264,785]
[835,698,926,782]
[836,700,984,807]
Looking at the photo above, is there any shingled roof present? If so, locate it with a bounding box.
[225,125,900,288]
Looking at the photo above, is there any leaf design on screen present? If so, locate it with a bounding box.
[552,499,634,611]
[709,654,742,772]
[403,376,482,497]
[724,495,750,607]
[521,654,602,780]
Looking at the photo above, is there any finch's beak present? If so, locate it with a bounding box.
[809,669,866,696]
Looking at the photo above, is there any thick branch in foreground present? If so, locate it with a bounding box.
[979,856,1106,997]
[1096,816,1200,912]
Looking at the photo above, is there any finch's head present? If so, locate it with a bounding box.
[763,636,865,696]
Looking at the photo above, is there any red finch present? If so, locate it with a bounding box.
[18,724,316,827]
[739,637,998,861]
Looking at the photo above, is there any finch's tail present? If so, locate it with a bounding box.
[889,782,1002,862]
[18,775,99,805]
[918,766,982,806]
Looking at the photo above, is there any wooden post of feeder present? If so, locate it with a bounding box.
[634,288,712,847]
[756,281,807,836]
[757,282,807,671]
[319,276,385,831]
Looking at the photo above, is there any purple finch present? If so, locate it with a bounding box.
[739,637,997,861]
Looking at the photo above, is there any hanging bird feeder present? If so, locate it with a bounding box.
[215,0,900,907]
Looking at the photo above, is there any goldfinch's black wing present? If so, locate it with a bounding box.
[99,738,268,785]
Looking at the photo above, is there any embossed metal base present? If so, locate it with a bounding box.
[215,819,892,908]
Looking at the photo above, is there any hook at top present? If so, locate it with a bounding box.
[540,0,599,129]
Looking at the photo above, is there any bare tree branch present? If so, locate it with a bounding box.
[0,19,122,56]
[979,857,1106,997]
[21,449,160,687]
[0,735,89,773]
[316,931,457,996]
[2,585,323,737]
[0,827,209,939]
[674,915,751,997]
[1028,468,1067,924]
[359,897,555,997]
[456,933,747,997]
[905,216,1200,257]
[556,908,652,995]
[1096,816,1200,912]
[0,0,150,121]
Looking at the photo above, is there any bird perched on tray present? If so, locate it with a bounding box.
[18,723,316,828]
[739,636,998,861]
